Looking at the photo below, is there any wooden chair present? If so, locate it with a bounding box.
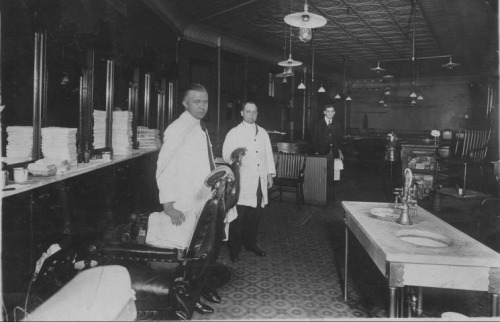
[269,151,307,209]
[436,127,492,194]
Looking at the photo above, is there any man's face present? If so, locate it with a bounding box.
[183,90,208,120]
[324,107,335,120]
[241,103,258,124]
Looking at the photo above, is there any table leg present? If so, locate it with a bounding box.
[344,224,349,301]
[492,293,499,317]
[417,287,423,317]
[389,286,397,318]
[399,287,405,317]
[406,286,412,318]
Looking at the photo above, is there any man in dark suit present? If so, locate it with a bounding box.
[311,103,345,188]
[311,103,344,159]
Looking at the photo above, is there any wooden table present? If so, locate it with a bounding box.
[342,201,500,318]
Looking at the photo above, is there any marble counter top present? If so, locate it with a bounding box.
[342,201,500,269]
[2,148,159,198]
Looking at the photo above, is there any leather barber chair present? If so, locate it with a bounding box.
[98,165,236,320]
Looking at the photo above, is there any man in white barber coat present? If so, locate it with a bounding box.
[154,83,219,314]
[222,102,276,262]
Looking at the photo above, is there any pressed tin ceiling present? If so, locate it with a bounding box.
[166,0,498,81]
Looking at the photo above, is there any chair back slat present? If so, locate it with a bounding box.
[453,128,491,162]
[276,152,306,179]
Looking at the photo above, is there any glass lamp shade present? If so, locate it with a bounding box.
[409,91,417,98]
[345,95,352,101]
[278,54,303,67]
[276,67,294,77]
[417,94,424,101]
[298,28,313,43]
[410,99,417,106]
[334,93,341,99]
[298,81,306,89]
[379,99,385,104]
[370,61,385,73]
[284,3,327,29]
[318,84,326,93]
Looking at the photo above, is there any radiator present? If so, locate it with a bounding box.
[303,155,328,206]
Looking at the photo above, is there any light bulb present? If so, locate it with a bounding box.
[298,28,312,43]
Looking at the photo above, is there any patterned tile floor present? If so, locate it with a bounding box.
[193,161,493,320]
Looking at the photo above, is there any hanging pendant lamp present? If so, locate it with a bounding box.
[284,0,327,43]
[441,57,460,69]
[279,53,303,67]
[278,23,302,68]
[276,66,294,77]
[370,61,386,73]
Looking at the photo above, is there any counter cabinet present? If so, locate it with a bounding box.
[1,150,160,299]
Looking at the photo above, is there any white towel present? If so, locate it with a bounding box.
[145,210,198,249]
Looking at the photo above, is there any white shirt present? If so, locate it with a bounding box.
[222,121,276,208]
[156,111,212,212]
[324,116,333,125]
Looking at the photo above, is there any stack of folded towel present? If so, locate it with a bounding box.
[41,127,78,168]
[6,126,33,159]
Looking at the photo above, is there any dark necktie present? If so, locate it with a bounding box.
[201,121,215,171]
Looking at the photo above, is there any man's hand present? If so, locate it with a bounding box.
[267,174,274,189]
[339,150,344,161]
[163,202,185,226]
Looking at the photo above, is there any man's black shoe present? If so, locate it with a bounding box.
[201,288,222,303]
[194,301,214,314]
[246,246,266,257]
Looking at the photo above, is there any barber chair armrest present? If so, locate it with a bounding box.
[101,242,179,263]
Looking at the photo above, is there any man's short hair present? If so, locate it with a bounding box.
[183,83,207,101]
[324,103,335,111]
[241,101,257,111]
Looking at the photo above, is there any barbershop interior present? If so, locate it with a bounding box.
[1,0,500,320]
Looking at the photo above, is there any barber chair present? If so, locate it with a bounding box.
[97,165,236,320]
[4,237,98,321]
[24,265,137,321]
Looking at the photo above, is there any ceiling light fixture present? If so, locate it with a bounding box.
[284,0,327,43]
[441,57,460,69]
[370,0,459,107]
[370,61,385,73]
[298,79,306,89]
[318,84,325,93]
[279,25,302,67]
[276,66,294,78]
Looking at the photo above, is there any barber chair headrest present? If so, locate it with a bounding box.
[204,165,234,188]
